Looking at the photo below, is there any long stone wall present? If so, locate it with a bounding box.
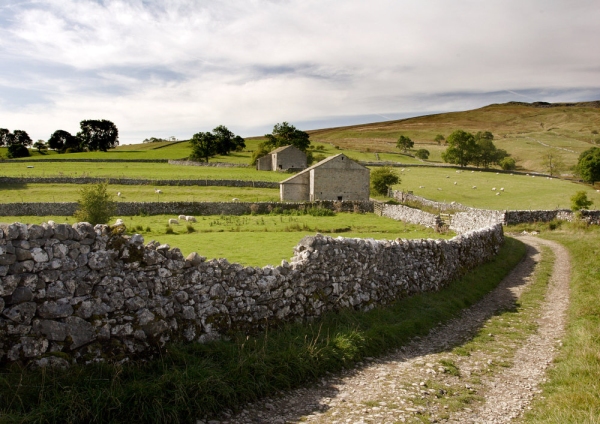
[389,190,473,212]
[0,220,503,366]
[0,177,278,188]
[0,201,374,217]
[167,160,248,168]
[378,203,443,230]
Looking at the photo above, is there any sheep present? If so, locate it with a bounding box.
[454,182,457,185]
[492,187,496,191]
[185,216,197,222]
[232,198,239,202]
[456,170,460,173]
[178,215,186,220]
[472,186,477,189]
[155,189,162,194]
[437,188,442,191]
[114,219,124,225]
[419,186,425,189]
[168,219,179,225]
[446,175,449,178]
[496,192,500,196]
[117,192,121,197]
[500,188,505,191]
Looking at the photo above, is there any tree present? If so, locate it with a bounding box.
[250,143,270,166]
[264,122,311,152]
[500,157,516,170]
[77,119,119,151]
[396,135,414,153]
[189,131,217,162]
[33,140,48,154]
[576,147,600,184]
[541,153,565,177]
[212,125,245,155]
[571,191,593,211]
[73,182,116,225]
[3,129,32,158]
[441,130,478,167]
[370,166,400,196]
[434,134,445,145]
[415,149,430,160]
[48,129,80,153]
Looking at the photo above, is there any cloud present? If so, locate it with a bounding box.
[0,0,599,143]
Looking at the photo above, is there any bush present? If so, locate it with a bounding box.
[165,225,175,234]
[415,149,430,160]
[7,144,30,158]
[500,157,516,170]
[571,191,593,211]
[186,224,196,233]
[73,182,116,225]
[371,166,400,196]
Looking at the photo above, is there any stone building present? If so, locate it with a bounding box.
[279,154,370,201]
[256,145,307,171]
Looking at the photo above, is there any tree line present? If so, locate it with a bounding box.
[0,120,119,158]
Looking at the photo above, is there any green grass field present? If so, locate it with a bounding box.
[390,167,600,210]
[0,213,451,266]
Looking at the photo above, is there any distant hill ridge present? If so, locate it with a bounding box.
[501,101,600,108]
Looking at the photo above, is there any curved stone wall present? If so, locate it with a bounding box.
[0,220,503,366]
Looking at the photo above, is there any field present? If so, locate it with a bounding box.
[0,213,450,266]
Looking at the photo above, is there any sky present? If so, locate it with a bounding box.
[1,0,599,145]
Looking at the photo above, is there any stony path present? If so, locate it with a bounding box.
[208,236,569,424]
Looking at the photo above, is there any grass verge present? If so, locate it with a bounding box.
[0,238,525,423]
[523,224,600,423]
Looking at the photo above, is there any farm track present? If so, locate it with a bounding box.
[213,236,569,424]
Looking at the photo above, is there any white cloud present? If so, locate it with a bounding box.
[1,0,599,143]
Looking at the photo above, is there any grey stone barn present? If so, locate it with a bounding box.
[256,145,307,171]
[279,154,370,202]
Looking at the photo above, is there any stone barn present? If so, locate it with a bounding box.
[279,154,370,201]
[256,145,307,171]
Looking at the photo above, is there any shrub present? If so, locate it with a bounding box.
[500,157,516,170]
[145,226,152,232]
[306,206,335,216]
[250,204,260,214]
[571,191,593,211]
[371,166,400,196]
[415,149,430,160]
[73,182,116,225]
[186,224,196,233]
[165,225,175,234]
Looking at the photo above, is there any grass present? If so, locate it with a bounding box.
[0,213,453,266]
[387,166,600,210]
[521,223,600,423]
[0,183,280,203]
[0,237,525,423]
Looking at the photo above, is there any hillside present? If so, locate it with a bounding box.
[307,101,600,172]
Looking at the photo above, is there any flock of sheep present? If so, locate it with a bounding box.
[169,215,197,225]
[415,170,515,195]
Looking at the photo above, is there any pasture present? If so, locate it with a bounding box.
[0,213,450,266]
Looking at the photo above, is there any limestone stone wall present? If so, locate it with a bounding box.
[167,160,248,168]
[0,201,374,218]
[0,220,503,365]
[389,190,473,212]
[0,177,278,188]
[379,204,443,230]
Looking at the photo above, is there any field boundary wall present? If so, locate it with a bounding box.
[0,177,278,188]
[0,219,503,366]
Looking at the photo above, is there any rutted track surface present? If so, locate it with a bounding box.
[213,236,569,424]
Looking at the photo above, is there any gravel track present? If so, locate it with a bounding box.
[208,235,569,424]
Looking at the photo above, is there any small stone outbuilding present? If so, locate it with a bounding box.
[280,154,370,201]
[256,145,307,172]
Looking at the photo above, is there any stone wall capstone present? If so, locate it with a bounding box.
[0,220,503,366]
[378,203,443,230]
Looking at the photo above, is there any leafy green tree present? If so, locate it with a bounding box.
[264,122,310,152]
[576,147,600,184]
[190,131,217,162]
[250,143,271,166]
[441,130,478,167]
[211,125,246,155]
[0,128,11,146]
[415,149,430,160]
[33,140,48,153]
[500,157,516,170]
[48,130,81,153]
[77,119,119,151]
[434,134,445,145]
[73,182,116,225]
[396,135,414,153]
[370,166,400,196]
[571,191,593,211]
[3,129,32,158]
[541,153,565,177]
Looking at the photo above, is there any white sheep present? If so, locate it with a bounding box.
[446,175,449,178]
[185,216,197,222]
[500,188,504,191]
[419,186,425,189]
[472,186,477,189]
[155,189,162,194]
[496,192,500,196]
[437,188,442,191]
[454,182,457,185]
[232,198,239,202]
[117,192,121,197]
[178,215,186,220]
[492,187,496,191]
[114,219,124,225]
[168,219,179,225]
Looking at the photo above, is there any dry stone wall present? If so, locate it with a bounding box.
[0,201,374,217]
[378,204,443,230]
[0,220,503,366]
